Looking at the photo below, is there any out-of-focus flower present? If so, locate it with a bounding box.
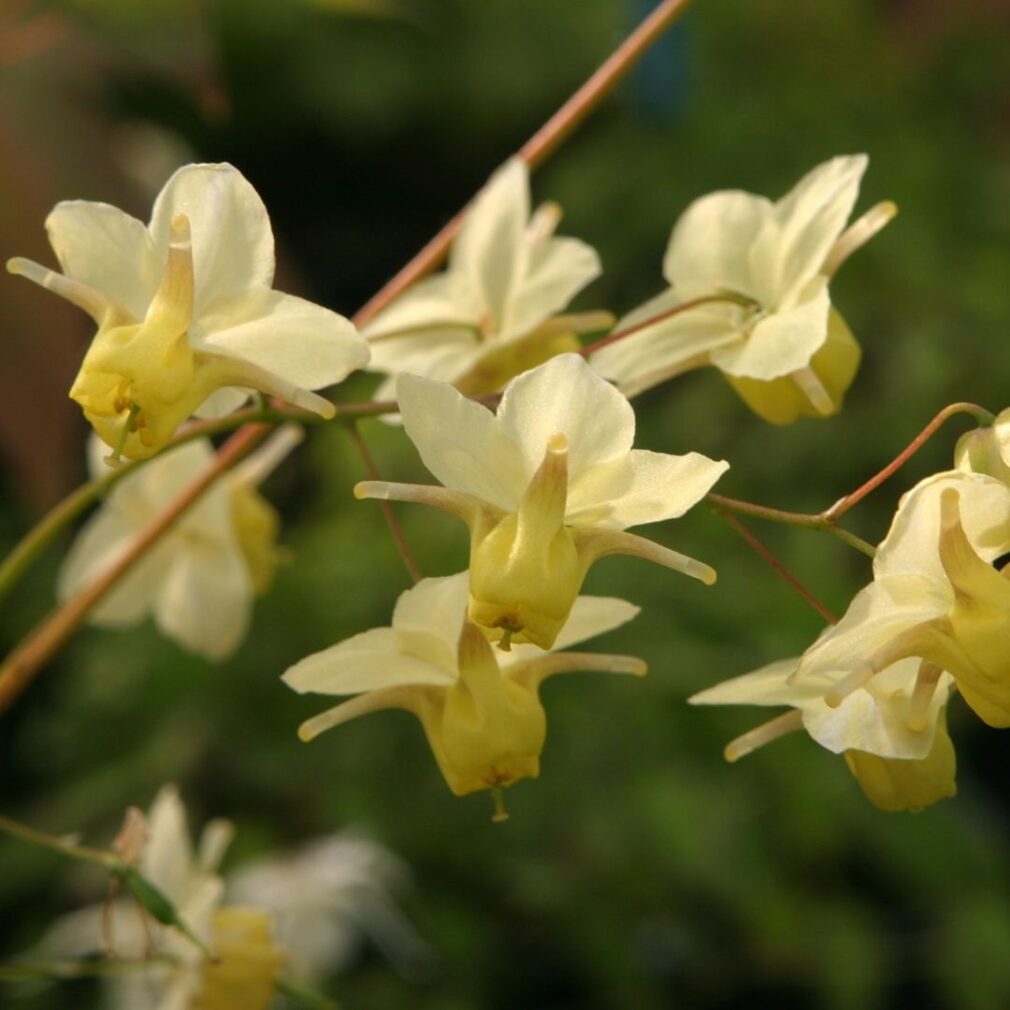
[355,354,727,649]
[690,654,957,812]
[58,426,302,660]
[8,163,368,459]
[227,833,430,982]
[592,155,895,424]
[283,572,645,797]
[36,786,424,1008]
[36,784,245,1010]
[797,470,1010,728]
[364,158,609,399]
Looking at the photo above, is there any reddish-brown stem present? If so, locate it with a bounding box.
[714,507,838,625]
[353,0,694,328]
[0,426,270,712]
[344,423,422,584]
[822,401,994,522]
[579,294,739,357]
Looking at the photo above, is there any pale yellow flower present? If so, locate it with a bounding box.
[356,353,727,649]
[59,427,301,660]
[592,155,895,423]
[8,163,368,459]
[365,158,609,398]
[283,572,646,797]
[691,655,957,812]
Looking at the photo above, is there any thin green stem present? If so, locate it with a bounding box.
[707,493,876,559]
[0,957,176,983]
[712,508,838,624]
[345,422,422,583]
[0,812,116,869]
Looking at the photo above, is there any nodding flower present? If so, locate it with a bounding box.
[9,162,368,460]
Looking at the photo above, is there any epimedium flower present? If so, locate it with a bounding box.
[34,786,420,1010]
[690,654,957,812]
[355,353,728,649]
[282,572,646,799]
[8,163,369,460]
[58,426,302,660]
[591,155,896,424]
[364,157,610,399]
[797,469,1010,729]
[34,783,257,1010]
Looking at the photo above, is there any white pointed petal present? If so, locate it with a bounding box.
[497,353,635,478]
[663,189,773,296]
[876,470,1010,580]
[397,373,527,511]
[142,785,194,901]
[44,200,159,320]
[153,543,252,661]
[689,658,807,706]
[366,325,479,378]
[804,660,952,759]
[391,574,469,657]
[567,450,728,530]
[197,819,235,874]
[192,288,368,392]
[58,509,165,624]
[766,154,867,296]
[283,627,453,696]
[796,577,947,682]
[149,163,274,311]
[451,158,529,327]
[34,901,146,960]
[710,283,830,380]
[363,273,478,343]
[192,386,252,419]
[590,291,742,393]
[501,235,601,338]
[544,595,639,653]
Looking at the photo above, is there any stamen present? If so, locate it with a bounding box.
[6,256,121,325]
[823,663,876,708]
[724,709,804,762]
[490,785,509,823]
[822,201,898,277]
[791,366,834,415]
[907,661,943,732]
[104,403,142,467]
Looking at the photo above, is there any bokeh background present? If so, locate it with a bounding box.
[3,1,1010,1007]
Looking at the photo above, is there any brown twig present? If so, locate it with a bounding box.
[344,422,422,584]
[353,0,694,328]
[0,427,270,712]
[713,508,838,625]
[821,401,994,521]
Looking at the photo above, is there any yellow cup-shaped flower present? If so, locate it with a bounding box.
[723,309,861,426]
[196,907,285,1010]
[844,706,957,812]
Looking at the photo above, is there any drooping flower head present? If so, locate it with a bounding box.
[355,353,727,649]
[690,654,957,812]
[800,469,1010,729]
[283,572,646,797]
[592,155,895,424]
[59,426,302,660]
[364,158,609,398]
[8,163,369,459]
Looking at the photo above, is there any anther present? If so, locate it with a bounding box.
[105,403,142,467]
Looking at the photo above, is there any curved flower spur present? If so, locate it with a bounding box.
[283,572,645,801]
[8,163,369,460]
[355,353,728,650]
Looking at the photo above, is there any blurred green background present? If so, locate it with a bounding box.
[2,0,1010,1007]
